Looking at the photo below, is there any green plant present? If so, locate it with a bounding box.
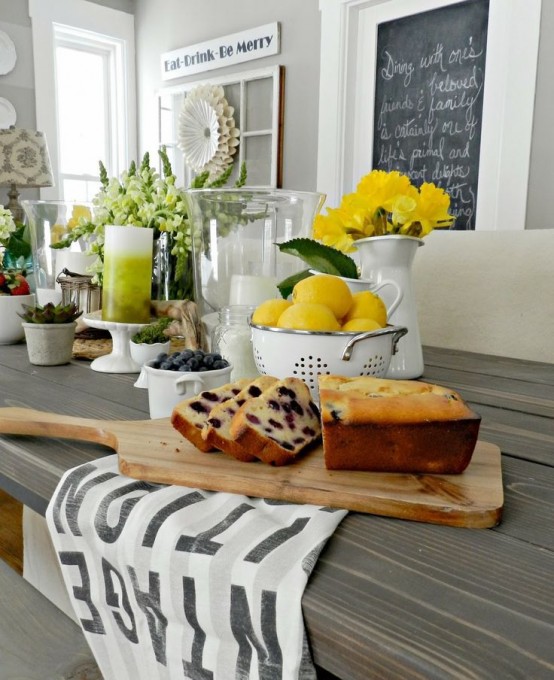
[131,316,172,344]
[18,302,82,324]
[0,206,31,271]
[50,148,247,300]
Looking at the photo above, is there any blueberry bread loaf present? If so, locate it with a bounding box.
[202,376,279,462]
[318,375,481,473]
[229,377,321,466]
[171,378,250,452]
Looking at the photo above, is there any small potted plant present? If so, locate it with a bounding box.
[18,301,82,366]
[129,316,172,366]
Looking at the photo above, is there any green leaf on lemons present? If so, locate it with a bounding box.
[276,238,359,279]
[276,269,312,299]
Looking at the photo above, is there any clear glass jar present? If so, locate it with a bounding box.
[212,305,260,381]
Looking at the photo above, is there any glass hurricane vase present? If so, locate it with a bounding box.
[184,189,326,315]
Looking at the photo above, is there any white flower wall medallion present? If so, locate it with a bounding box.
[178,85,239,179]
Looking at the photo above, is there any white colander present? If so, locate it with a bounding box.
[250,322,408,397]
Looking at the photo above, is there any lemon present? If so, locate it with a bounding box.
[292,274,353,320]
[341,317,382,332]
[342,290,387,327]
[252,299,292,327]
[277,302,341,331]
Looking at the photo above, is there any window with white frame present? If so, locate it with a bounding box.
[158,66,284,189]
[29,0,136,202]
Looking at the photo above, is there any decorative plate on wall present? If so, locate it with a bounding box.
[0,97,16,128]
[0,30,17,75]
[177,84,239,180]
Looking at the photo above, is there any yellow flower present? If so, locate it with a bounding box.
[312,170,454,246]
[403,182,454,236]
[313,208,358,252]
[66,205,92,231]
[356,170,416,213]
[391,194,417,227]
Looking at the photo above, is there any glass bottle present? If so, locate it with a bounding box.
[212,305,259,381]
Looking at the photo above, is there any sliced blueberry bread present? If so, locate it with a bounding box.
[202,376,279,462]
[171,378,250,452]
[229,377,321,466]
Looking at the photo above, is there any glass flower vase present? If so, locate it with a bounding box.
[151,231,194,302]
[354,234,424,379]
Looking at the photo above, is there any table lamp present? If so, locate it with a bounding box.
[0,126,54,223]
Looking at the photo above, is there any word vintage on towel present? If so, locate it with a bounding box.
[46,455,346,680]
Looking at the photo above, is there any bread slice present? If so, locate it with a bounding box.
[202,376,279,462]
[171,378,250,452]
[229,377,321,466]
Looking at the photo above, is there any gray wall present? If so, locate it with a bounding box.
[2,0,553,229]
[134,0,320,192]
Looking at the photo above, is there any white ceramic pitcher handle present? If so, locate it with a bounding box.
[371,279,403,317]
[174,374,205,396]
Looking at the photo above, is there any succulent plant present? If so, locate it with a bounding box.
[18,301,83,324]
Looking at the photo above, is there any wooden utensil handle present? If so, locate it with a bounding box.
[0,407,117,450]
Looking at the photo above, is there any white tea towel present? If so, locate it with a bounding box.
[46,454,347,680]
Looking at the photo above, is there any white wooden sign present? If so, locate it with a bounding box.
[161,23,280,81]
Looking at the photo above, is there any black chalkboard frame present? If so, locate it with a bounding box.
[317,0,542,231]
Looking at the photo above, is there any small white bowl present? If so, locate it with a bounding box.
[129,340,171,366]
[141,362,233,419]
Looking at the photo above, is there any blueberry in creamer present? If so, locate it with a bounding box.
[149,349,230,373]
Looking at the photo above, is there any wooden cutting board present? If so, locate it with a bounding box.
[0,407,503,528]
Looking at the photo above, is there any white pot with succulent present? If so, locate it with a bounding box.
[19,302,83,366]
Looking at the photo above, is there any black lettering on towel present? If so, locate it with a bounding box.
[244,517,311,563]
[231,585,282,678]
[181,576,214,680]
[51,463,117,536]
[59,550,105,634]
[95,480,155,543]
[176,502,255,555]
[128,566,168,666]
[141,491,206,548]
[102,557,138,644]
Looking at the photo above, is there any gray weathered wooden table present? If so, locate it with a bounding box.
[0,344,553,679]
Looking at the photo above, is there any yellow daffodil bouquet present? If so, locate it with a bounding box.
[276,170,454,297]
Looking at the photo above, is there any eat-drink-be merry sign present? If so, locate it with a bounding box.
[161,23,280,81]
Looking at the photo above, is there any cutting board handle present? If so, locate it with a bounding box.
[0,407,118,450]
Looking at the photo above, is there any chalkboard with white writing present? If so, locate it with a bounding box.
[373,0,489,230]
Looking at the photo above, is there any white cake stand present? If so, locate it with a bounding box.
[83,310,149,373]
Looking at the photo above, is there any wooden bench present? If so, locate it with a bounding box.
[0,559,101,680]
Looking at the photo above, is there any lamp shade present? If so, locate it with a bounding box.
[0,127,54,188]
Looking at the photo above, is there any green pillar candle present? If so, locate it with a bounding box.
[102,225,153,323]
